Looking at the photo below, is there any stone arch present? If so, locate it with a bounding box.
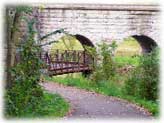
[132,35,157,53]
[75,34,95,49]
[74,34,94,76]
[50,34,94,52]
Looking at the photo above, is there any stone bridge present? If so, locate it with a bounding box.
[35,4,160,51]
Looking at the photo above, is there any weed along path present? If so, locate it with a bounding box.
[42,82,152,119]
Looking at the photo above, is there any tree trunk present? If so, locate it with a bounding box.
[6,8,22,89]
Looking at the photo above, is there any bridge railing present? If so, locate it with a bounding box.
[15,49,94,75]
[40,49,94,72]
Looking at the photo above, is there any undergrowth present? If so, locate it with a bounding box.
[5,92,69,118]
[114,56,140,67]
[5,11,69,118]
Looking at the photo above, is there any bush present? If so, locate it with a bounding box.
[123,74,139,96]
[5,91,69,118]
[5,85,43,117]
[124,48,159,101]
[138,48,159,100]
[89,41,117,83]
[114,55,140,67]
[31,92,69,118]
[5,19,44,117]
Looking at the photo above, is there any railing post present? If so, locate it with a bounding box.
[56,49,59,62]
[65,50,68,70]
[73,50,76,71]
[65,50,67,62]
[73,50,76,62]
[83,51,86,65]
[61,53,64,73]
[45,52,51,70]
[78,51,80,71]
[92,55,95,69]
[55,49,59,70]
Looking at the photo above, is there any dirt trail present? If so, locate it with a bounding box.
[42,82,152,119]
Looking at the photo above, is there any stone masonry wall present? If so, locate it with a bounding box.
[35,4,160,49]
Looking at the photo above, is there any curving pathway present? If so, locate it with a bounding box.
[42,82,152,119]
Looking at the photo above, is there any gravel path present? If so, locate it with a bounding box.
[42,82,152,119]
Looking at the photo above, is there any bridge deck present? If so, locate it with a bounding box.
[40,49,94,76]
[48,63,91,76]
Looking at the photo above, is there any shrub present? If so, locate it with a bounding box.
[5,19,43,117]
[138,48,159,100]
[89,41,117,83]
[124,48,159,101]
[123,69,141,97]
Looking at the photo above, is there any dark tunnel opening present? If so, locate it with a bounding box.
[132,35,158,53]
[75,34,95,48]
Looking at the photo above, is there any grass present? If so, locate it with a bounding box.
[45,73,96,91]
[34,92,69,118]
[45,73,158,116]
[114,56,140,67]
[114,37,141,67]
[6,92,69,118]
[115,37,142,56]
[122,96,159,117]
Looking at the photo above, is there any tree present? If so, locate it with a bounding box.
[5,6,32,88]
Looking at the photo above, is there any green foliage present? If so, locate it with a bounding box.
[100,42,116,78]
[138,48,159,100]
[84,45,97,58]
[119,95,159,116]
[47,73,95,90]
[124,48,159,101]
[5,19,43,117]
[36,92,69,118]
[90,41,117,82]
[5,18,70,118]
[97,81,122,96]
[16,6,32,14]
[114,56,140,67]
[123,71,140,96]
[6,92,69,118]
[83,45,97,69]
